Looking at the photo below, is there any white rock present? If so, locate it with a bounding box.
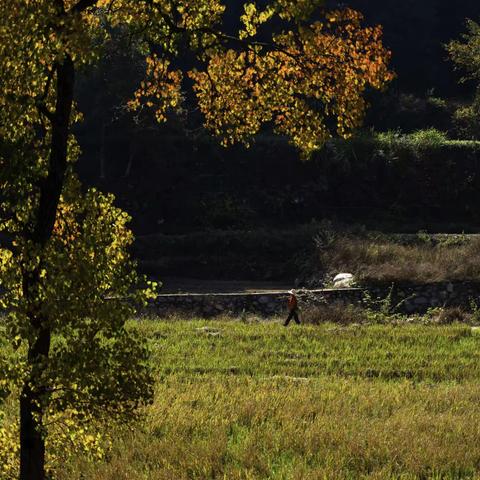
[333,273,355,288]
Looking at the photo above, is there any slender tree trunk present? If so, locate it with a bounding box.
[99,117,107,180]
[123,134,137,178]
[19,54,75,480]
[19,327,51,480]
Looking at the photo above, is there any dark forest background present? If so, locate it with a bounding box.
[75,0,480,235]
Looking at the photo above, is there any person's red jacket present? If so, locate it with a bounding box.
[287,294,298,311]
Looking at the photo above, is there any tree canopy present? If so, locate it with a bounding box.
[0,1,392,478]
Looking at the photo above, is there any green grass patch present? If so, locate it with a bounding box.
[56,319,480,479]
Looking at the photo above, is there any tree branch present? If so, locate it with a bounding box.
[140,0,307,67]
[35,66,57,122]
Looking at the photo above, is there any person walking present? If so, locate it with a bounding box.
[284,289,301,326]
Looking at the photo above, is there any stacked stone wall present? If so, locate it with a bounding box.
[148,282,480,317]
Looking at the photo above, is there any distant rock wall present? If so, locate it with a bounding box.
[368,281,480,314]
[150,289,363,317]
[148,282,480,317]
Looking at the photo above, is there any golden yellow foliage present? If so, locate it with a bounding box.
[189,9,393,156]
[0,1,392,478]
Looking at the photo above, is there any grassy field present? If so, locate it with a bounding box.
[50,318,480,480]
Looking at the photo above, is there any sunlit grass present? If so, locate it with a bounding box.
[317,234,480,284]
[28,319,480,478]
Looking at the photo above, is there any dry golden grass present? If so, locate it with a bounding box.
[319,235,480,284]
[50,320,480,480]
[62,378,480,480]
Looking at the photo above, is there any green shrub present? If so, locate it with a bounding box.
[375,128,448,151]
[408,128,449,149]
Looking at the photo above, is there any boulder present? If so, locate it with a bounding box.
[333,273,355,288]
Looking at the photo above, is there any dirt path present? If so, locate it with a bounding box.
[157,277,294,294]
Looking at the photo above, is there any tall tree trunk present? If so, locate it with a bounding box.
[99,116,107,180]
[123,133,137,178]
[19,54,75,480]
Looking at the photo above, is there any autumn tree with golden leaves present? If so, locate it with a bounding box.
[0,1,392,478]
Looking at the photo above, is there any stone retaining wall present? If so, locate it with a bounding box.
[368,281,480,314]
[150,289,363,317]
[148,281,480,317]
